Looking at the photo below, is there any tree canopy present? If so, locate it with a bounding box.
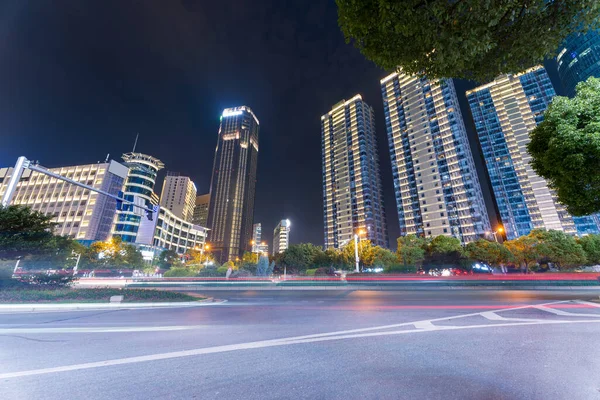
[336,0,600,81]
[396,235,426,266]
[0,205,58,258]
[465,239,512,267]
[528,77,600,216]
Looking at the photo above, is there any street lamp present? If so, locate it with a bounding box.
[487,226,504,242]
[353,228,367,273]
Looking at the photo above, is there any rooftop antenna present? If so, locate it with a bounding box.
[105,154,110,163]
[132,133,139,153]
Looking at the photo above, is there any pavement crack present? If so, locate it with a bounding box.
[0,334,66,343]
[39,309,124,325]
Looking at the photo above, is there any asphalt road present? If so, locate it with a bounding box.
[1,290,600,400]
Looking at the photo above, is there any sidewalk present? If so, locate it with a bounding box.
[0,298,225,313]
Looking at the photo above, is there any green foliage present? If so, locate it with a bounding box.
[19,273,77,287]
[216,266,229,275]
[341,239,377,267]
[372,246,397,268]
[528,229,587,268]
[578,234,600,265]
[278,243,323,273]
[528,77,600,215]
[242,251,259,265]
[197,267,224,277]
[305,268,317,276]
[164,268,197,278]
[0,205,57,258]
[156,249,182,270]
[465,239,512,267]
[336,0,600,81]
[397,235,426,266]
[82,237,145,269]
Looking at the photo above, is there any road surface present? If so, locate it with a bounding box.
[1,290,600,399]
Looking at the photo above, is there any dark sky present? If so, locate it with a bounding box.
[0,1,565,248]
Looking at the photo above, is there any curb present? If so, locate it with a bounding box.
[0,299,226,313]
[151,285,600,291]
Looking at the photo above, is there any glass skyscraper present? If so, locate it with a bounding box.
[467,66,600,240]
[557,30,600,97]
[207,106,259,263]
[321,95,388,249]
[113,153,164,243]
[381,72,490,243]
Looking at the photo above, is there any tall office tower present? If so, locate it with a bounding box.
[159,172,197,222]
[557,30,600,97]
[321,95,388,249]
[273,219,291,254]
[207,106,259,263]
[113,153,164,243]
[381,72,491,243]
[0,160,128,241]
[192,193,210,227]
[467,66,600,240]
[251,223,262,252]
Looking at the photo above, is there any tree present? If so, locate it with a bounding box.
[278,243,322,273]
[465,239,512,267]
[336,1,600,82]
[372,246,397,269]
[528,77,600,215]
[396,235,426,267]
[0,205,57,258]
[183,249,215,272]
[426,235,464,267]
[83,237,145,269]
[156,249,181,270]
[504,235,546,271]
[341,239,377,268]
[578,234,600,265]
[529,229,587,268]
[241,251,259,265]
[314,248,346,268]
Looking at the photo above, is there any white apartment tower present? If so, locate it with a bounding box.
[273,219,291,254]
[381,72,491,243]
[321,95,388,249]
[160,172,197,223]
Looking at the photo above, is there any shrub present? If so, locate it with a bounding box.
[314,267,334,276]
[18,273,77,287]
[164,268,196,278]
[216,266,229,275]
[231,269,252,278]
[384,265,417,274]
[305,268,317,276]
[197,267,222,277]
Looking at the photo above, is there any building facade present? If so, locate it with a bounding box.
[113,153,164,243]
[192,193,210,227]
[381,72,490,243]
[136,206,207,254]
[159,172,196,222]
[557,30,600,97]
[321,95,388,249]
[0,160,128,240]
[272,219,291,254]
[207,106,259,263]
[251,223,262,252]
[466,66,600,240]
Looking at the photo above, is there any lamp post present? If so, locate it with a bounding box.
[354,228,366,273]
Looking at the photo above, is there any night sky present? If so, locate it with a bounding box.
[0,1,566,248]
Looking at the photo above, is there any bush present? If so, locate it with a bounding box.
[197,267,223,277]
[314,267,335,276]
[231,269,252,278]
[384,265,417,274]
[19,273,77,287]
[305,268,317,276]
[164,268,197,278]
[216,266,229,275]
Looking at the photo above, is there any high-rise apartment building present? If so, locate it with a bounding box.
[381,72,490,243]
[321,95,388,249]
[467,66,600,240]
[207,106,259,262]
[0,160,128,241]
[159,172,196,222]
[192,193,210,227]
[557,30,600,97]
[251,223,262,252]
[273,219,291,254]
[113,153,164,243]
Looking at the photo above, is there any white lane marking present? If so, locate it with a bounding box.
[0,326,201,334]
[533,305,600,318]
[413,321,436,329]
[480,311,549,322]
[2,318,600,380]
